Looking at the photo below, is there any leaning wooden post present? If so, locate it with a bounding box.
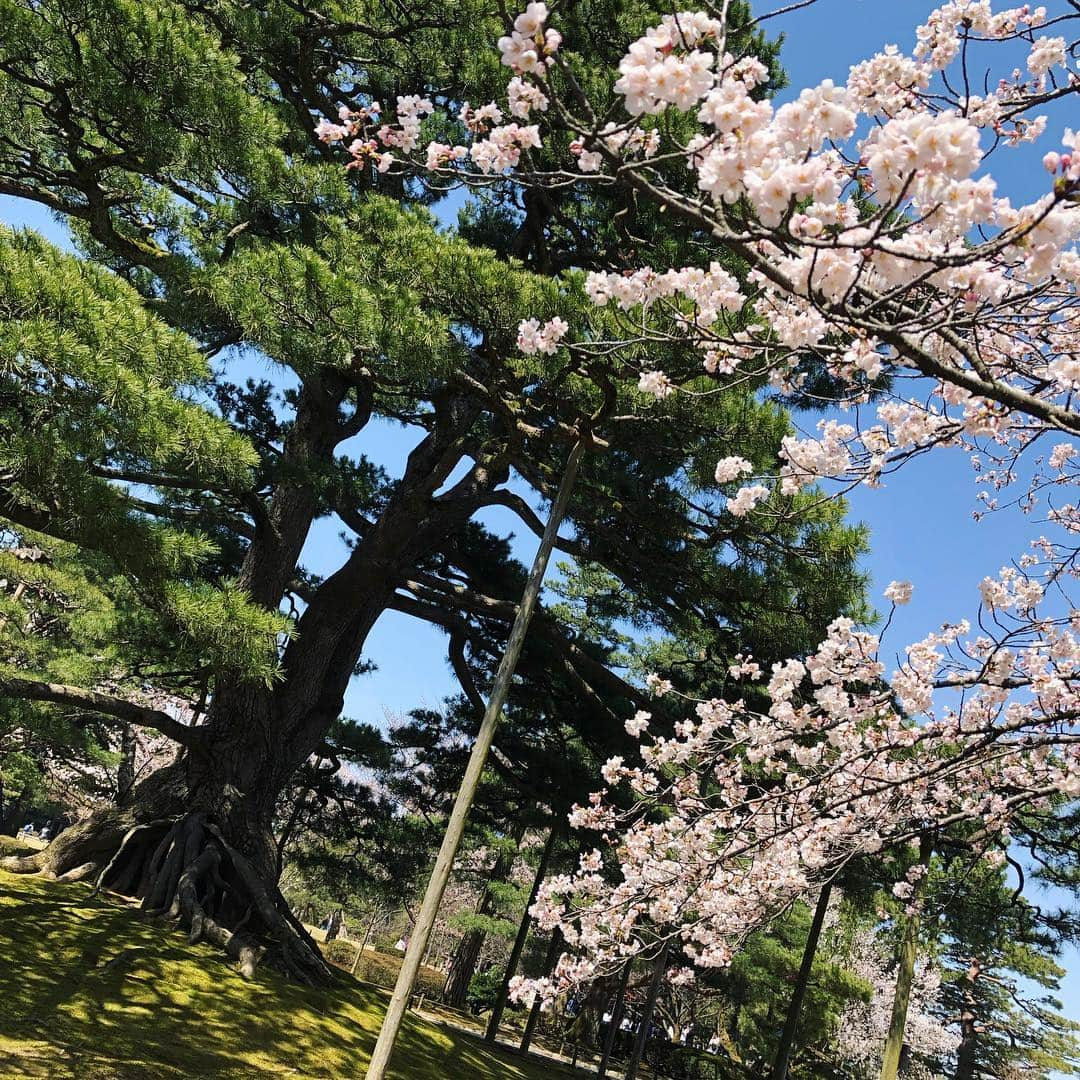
[625,942,669,1080]
[879,834,933,1080]
[770,881,833,1080]
[365,440,587,1080]
[520,927,563,1055]
[597,961,632,1078]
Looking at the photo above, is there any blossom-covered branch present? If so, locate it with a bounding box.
[315,0,1080,1003]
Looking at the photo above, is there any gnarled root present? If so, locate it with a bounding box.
[0,849,47,874]
[3,808,330,985]
[132,813,331,985]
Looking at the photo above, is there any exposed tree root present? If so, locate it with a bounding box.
[0,850,46,874]
[2,809,330,985]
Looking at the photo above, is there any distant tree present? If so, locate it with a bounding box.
[929,856,1080,1079]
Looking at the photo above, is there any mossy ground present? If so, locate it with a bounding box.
[311,935,446,1001]
[0,866,581,1079]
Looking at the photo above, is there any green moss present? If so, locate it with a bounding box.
[320,941,445,1000]
[0,870,576,1079]
[0,835,45,857]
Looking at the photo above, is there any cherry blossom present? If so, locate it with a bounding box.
[713,456,754,484]
[833,928,957,1077]
[884,581,914,605]
[315,0,1080,1007]
[516,316,568,355]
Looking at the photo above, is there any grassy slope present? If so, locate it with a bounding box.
[0,867,577,1079]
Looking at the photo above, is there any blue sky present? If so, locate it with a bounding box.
[4,0,1077,1045]
[775,0,1080,1042]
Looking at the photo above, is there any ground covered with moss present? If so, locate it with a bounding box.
[0,866,579,1079]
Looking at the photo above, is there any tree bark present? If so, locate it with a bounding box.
[770,882,833,1080]
[444,842,513,1008]
[485,823,557,1041]
[954,960,980,1080]
[443,925,487,1008]
[117,724,136,805]
[597,962,632,1078]
[0,423,479,978]
[520,928,563,1056]
[880,835,933,1080]
[626,943,669,1080]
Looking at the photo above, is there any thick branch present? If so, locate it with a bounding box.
[0,677,200,748]
[400,575,646,710]
[480,489,588,558]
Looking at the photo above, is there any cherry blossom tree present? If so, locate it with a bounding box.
[317,0,1080,1043]
[833,926,957,1079]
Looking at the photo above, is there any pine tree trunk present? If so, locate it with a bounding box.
[597,962,632,1078]
[521,929,562,1055]
[954,960,980,1080]
[116,723,136,804]
[443,926,486,1007]
[486,823,557,1041]
[444,835,520,1008]
[0,680,356,983]
[0,386,493,983]
[771,882,833,1080]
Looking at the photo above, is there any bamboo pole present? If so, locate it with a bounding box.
[365,440,586,1080]
[879,834,933,1080]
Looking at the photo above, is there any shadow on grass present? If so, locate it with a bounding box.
[0,870,584,1079]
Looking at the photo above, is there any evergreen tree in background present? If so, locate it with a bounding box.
[930,856,1080,1078]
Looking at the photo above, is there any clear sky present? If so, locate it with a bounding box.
[772,0,1080,1046]
[3,0,1077,1048]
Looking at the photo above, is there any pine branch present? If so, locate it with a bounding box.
[0,676,201,747]
[476,490,587,559]
[399,575,646,710]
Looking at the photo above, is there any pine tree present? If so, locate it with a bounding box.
[0,0,865,979]
[930,856,1080,1079]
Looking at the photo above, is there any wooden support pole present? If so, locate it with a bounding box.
[625,944,668,1080]
[365,441,586,1080]
[597,961,632,1078]
[521,928,563,1055]
[770,881,833,1080]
